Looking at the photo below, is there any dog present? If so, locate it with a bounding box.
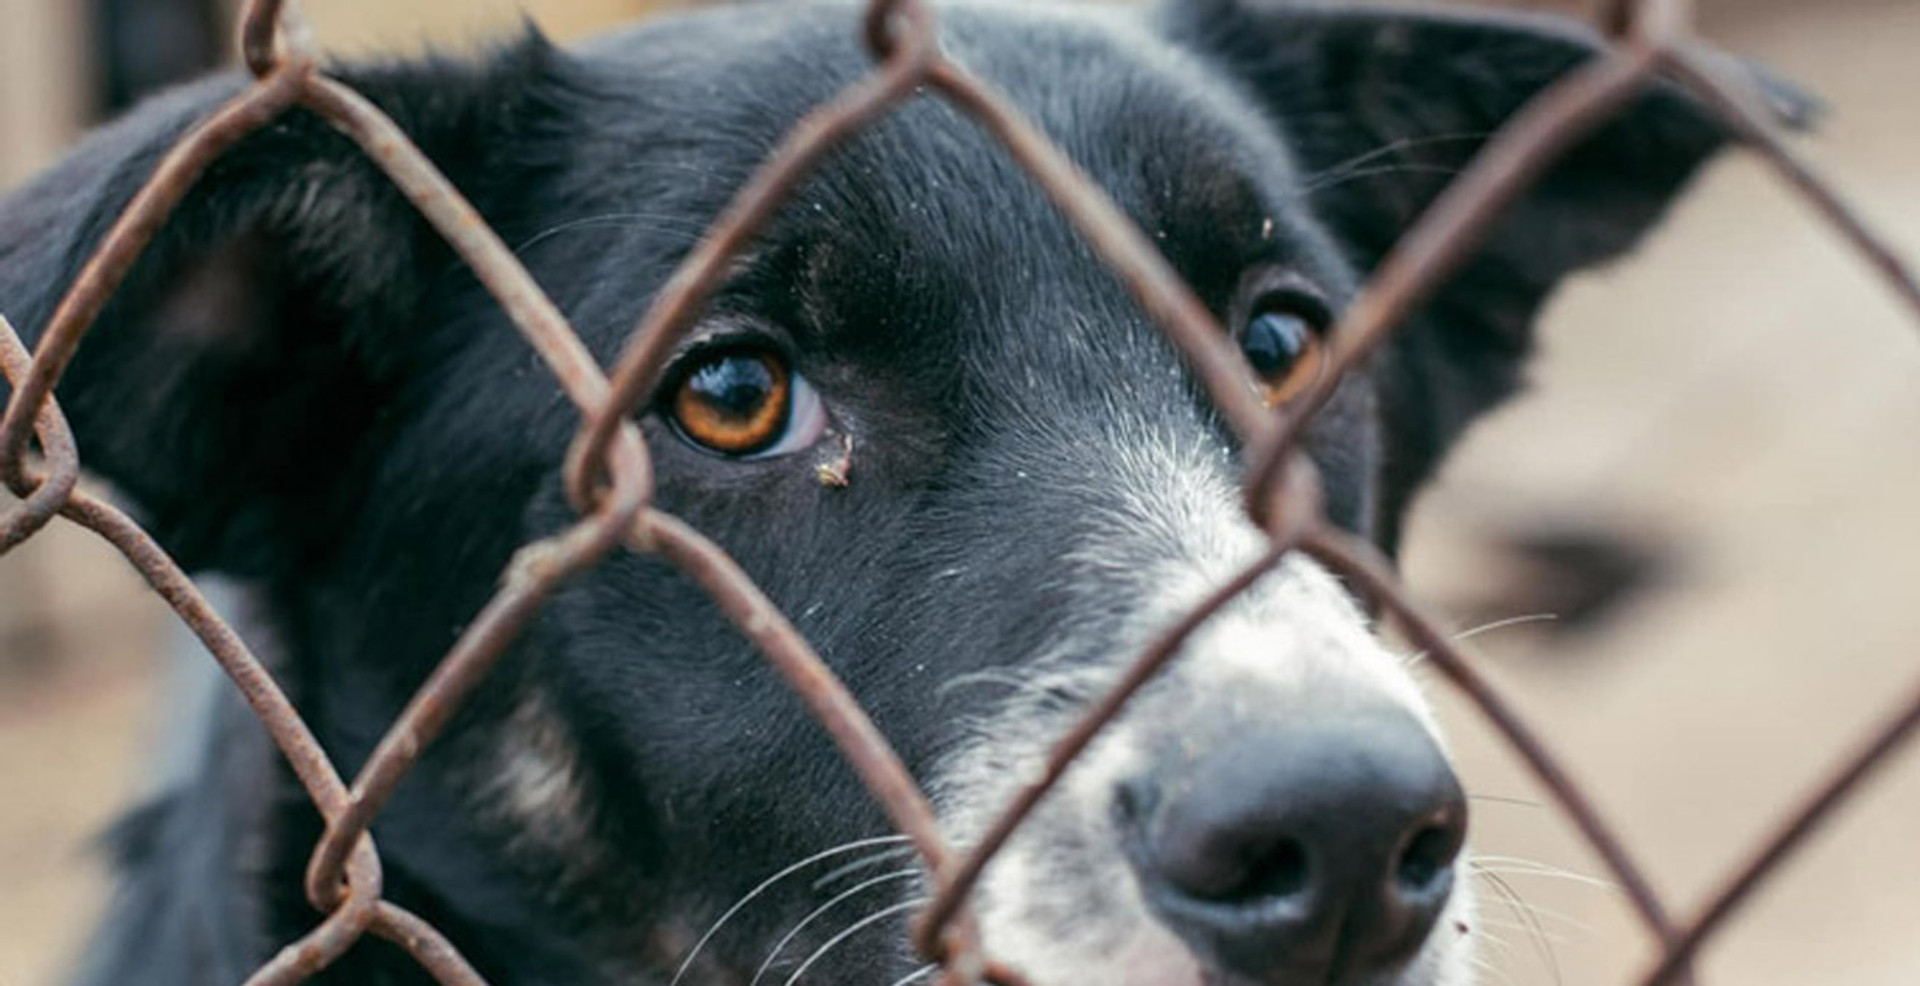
[0,1,1801,984]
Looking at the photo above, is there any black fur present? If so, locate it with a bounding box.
[0,2,1784,983]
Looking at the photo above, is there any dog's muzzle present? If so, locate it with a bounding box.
[1115,708,1467,983]
[931,549,1476,986]
[928,447,1475,986]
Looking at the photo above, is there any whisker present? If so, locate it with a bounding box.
[781,898,929,986]
[1477,869,1564,986]
[1295,130,1493,190]
[1302,162,1465,196]
[1486,880,1590,928]
[1469,896,1593,935]
[935,669,1036,699]
[1468,793,1545,810]
[511,211,706,256]
[811,846,919,889]
[1473,916,1573,946]
[1467,949,1519,986]
[752,870,921,986]
[1471,855,1618,894]
[1404,612,1558,668]
[1455,613,1561,641]
[887,966,939,986]
[1473,866,1616,894]
[669,835,912,986]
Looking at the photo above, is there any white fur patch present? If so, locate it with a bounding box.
[928,432,1471,986]
[477,689,612,891]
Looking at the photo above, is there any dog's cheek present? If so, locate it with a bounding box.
[934,719,1202,986]
[462,689,625,906]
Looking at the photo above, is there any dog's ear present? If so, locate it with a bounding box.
[0,36,588,574]
[1161,1,1813,549]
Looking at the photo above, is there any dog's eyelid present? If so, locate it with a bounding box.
[660,320,799,374]
[1250,288,1334,332]
[1231,266,1336,334]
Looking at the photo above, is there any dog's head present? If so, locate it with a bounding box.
[0,2,1785,984]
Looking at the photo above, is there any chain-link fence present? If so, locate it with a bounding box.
[2,0,1917,984]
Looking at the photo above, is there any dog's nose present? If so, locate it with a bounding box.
[1118,711,1467,980]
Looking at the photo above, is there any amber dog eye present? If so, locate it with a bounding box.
[667,346,824,457]
[1242,304,1327,407]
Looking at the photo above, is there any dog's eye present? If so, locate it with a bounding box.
[1242,302,1327,407]
[667,347,825,457]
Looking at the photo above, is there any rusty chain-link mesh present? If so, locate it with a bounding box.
[3,0,1919,984]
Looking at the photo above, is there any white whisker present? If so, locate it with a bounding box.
[751,870,921,986]
[1295,130,1493,193]
[1405,613,1559,668]
[1302,162,1464,196]
[1477,869,1563,986]
[1474,928,1514,956]
[812,846,919,889]
[511,211,706,256]
[1455,613,1561,641]
[1473,916,1573,946]
[669,835,911,986]
[1467,949,1518,986]
[886,965,939,986]
[781,898,929,986]
[936,669,1034,698]
[1471,855,1618,894]
[1469,793,1545,810]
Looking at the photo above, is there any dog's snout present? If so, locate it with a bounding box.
[1118,712,1467,980]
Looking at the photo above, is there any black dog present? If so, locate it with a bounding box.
[0,2,1798,983]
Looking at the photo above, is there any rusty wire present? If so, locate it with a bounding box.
[3,0,1919,984]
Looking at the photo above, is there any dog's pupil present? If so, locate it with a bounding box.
[1244,311,1311,377]
[688,355,776,420]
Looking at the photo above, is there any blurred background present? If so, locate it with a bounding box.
[1,1,1917,984]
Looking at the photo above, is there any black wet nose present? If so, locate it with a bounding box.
[1119,712,1467,980]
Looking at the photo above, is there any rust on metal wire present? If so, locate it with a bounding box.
[0,62,311,472]
[1240,46,1662,531]
[2,0,1918,983]
[566,0,939,513]
[1297,527,1682,938]
[1638,666,1920,986]
[922,57,1275,449]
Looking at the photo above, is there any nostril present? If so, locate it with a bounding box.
[1210,836,1308,904]
[1394,823,1458,893]
[1124,713,1468,982]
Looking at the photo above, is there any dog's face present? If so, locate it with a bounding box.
[0,2,1758,984]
